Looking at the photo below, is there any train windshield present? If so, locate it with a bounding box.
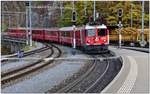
[98,29,106,36]
[87,29,96,36]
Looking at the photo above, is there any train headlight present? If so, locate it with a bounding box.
[87,39,90,43]
[103,39,106,42]
[95,37,99,41]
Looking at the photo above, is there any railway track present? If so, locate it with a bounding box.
[1,44,51,63]
[1,44,62,86]
[52,52,122,93]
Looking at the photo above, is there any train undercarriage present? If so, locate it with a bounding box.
[82,45,109,54]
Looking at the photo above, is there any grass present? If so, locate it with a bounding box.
[22,41,37,52]
[2,23,8,32]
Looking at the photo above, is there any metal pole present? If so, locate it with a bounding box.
[72,1,76,49]
[118,9,123,48]
[119,21,122,48]
[73,25,76,49]
[29,1,32,46]
[16,13,19,27]
[26,6,29,45]
[93,0,96,21]
[60,1,63,17]
[9,15,11,28]
[1,14,3,29]
[119,28,122,48]
[72,0,74,10]
[141,0,144,43]
[131,1,133,28]
[16,14,18,28]
[84,1,87,16]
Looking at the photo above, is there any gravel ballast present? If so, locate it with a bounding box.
[2,44,90,93]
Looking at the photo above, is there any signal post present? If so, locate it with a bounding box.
[71,9,77,55]
[72,10,77,49]
[118,8,123,48]
[25,2,29,45]
[25,1,32,47]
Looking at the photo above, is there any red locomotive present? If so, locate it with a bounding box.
[7,24,109,53]
[82,24,109,53]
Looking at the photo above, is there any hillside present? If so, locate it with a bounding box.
[1,1,149,31]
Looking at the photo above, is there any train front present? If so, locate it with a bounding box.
[83,24,109,53]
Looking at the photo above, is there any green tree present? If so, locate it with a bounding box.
[57,1,149,28]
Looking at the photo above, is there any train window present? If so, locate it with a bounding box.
[66,32,70,37]
[47,31,51,35]
[61,31,66,37]
[98,29,106,36]
[76,32,80,38]
[87,29,96,36]
[61,31,70,37]
[32,31,36,34]
[47,31,56,36]
[10,30,14,32]
[33,30,41,34]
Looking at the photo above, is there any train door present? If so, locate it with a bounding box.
[80,29,86,46]
[80,29,83,46]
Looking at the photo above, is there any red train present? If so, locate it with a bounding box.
[7,24,109,53]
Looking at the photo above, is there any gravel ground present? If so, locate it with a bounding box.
[47,57,92,93]
[61,56,108,93]
[47,53,122,93]
[2,44,90,93]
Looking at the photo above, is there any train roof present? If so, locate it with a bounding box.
[44,28,59,31]
[97,24,107,29]
[8,27,26,30]
[8,27,44,30]
[85,25,95,29]
[85,24,107,29]
[8,27,59,31]
[7,25,107,32]
[59,26,79,31]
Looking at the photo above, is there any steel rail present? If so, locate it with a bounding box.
[57,58,96,93]
[1,44,62,85]
[56,53,112,93]
[84,54,110,93]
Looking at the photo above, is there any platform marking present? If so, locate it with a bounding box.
[117,56,138,93]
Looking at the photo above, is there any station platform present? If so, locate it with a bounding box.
[102,46,149,93]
